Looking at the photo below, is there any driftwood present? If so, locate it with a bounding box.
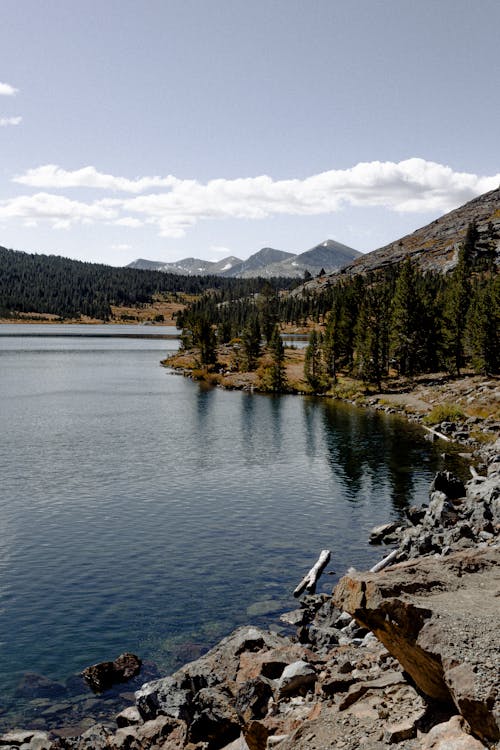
[370,548,399,573]
[293,549,331,597]
[469,465,485,481]
[422,425,451,443]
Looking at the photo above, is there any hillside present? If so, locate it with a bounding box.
[0,246,292,321]
[128,239,361,278]
[301,186,500,294]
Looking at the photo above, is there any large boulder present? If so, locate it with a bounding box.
[334,547,500,745]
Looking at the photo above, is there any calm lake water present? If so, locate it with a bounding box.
[0,325,463,726]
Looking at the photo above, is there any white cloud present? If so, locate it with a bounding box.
[114,216,143,227]
[0,192,118,227]
[5,158,500,238]
[0,81,18,96]
[116,159,500,237]
[14,164,178,193]
[111,243,132,250]
[0,116,22,126]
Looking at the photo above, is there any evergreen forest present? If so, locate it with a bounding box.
[0,245,293,320]
[177,223,499,382]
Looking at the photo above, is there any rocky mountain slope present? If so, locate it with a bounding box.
[299,186,500,294]
[127,239,361,279]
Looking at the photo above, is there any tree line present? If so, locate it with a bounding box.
[177,222,499,384]
[0,246,294,320]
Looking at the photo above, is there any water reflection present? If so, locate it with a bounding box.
[317,400,432,514]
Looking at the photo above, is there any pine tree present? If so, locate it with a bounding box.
[466,276,500,374]
[355,287,388,389]
[443,239,473,375]
[193,317,217,366]
[390,260,422,376]
[304,329,326,391]
[241,316,261,371]
[263,325,287,392]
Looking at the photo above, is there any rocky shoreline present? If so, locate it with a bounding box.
[2,435,498,750]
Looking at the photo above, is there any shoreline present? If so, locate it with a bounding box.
[2,445,497,749]
[163,348,500,459]
[1,341,498,748]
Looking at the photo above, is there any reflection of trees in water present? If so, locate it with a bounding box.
[319,401,429,514]
[195,383,216,429]
[238,392,284,464]
[240,392,257,458]
[267,395,283,455]
[302,397,320,459]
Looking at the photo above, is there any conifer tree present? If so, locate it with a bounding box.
[263,325,287,392]
[241,316,261,371]
[355,287,388,389]
[304,329,326,391]
[466,276,499,374]
[390,259,422,376]
[443,236,473,375]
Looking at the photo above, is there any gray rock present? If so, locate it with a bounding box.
[135,675,192,722]
[278,660,316,696]
[430,471,466,500]
[115,705,142,727]
[369,522,400,545]
[0,730,51,749]
[189,687,240,749]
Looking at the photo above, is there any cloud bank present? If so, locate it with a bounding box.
[6,158,500,237]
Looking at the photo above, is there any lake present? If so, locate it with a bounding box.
[0,324,462,727]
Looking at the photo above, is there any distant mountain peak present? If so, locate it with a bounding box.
[127,239,360,278]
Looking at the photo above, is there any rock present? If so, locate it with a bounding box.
[188,687,240,749]
[369,522,400,545]
[406,504,428,526]
[14,673,68,700]
[383,715,421,743]
[55,723,112,749]
[334,547,500,744]
[0,730,51,749]
[135,675,192,722]
[420,714,488,749]
[235,678,273,721]
[115,705,142,727]
[236,644,309,682]
[81,653,141,693]
[279,609,307,627]
[243,720,268,750]
[430,471,466,500]
[427,491,460,528]
[321,668,357,695]
[278,661,316,696]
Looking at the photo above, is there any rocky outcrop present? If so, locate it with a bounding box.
[334,547,499,744]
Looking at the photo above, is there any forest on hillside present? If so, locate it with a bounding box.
[177,223,499,381]
[0,246,294,320]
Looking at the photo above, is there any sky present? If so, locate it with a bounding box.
[0,0,499,267]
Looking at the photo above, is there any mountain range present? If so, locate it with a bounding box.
[127,239,361,278]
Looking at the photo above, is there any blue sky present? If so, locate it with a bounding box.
[1,0,499,266]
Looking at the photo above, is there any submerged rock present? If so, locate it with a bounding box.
[81,653,142,693]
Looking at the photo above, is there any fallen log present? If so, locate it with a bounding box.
[293,549,331,597]
[422,425,451,443]
[370,548,399,573]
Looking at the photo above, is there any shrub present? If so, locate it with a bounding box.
[423,403,465,425]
